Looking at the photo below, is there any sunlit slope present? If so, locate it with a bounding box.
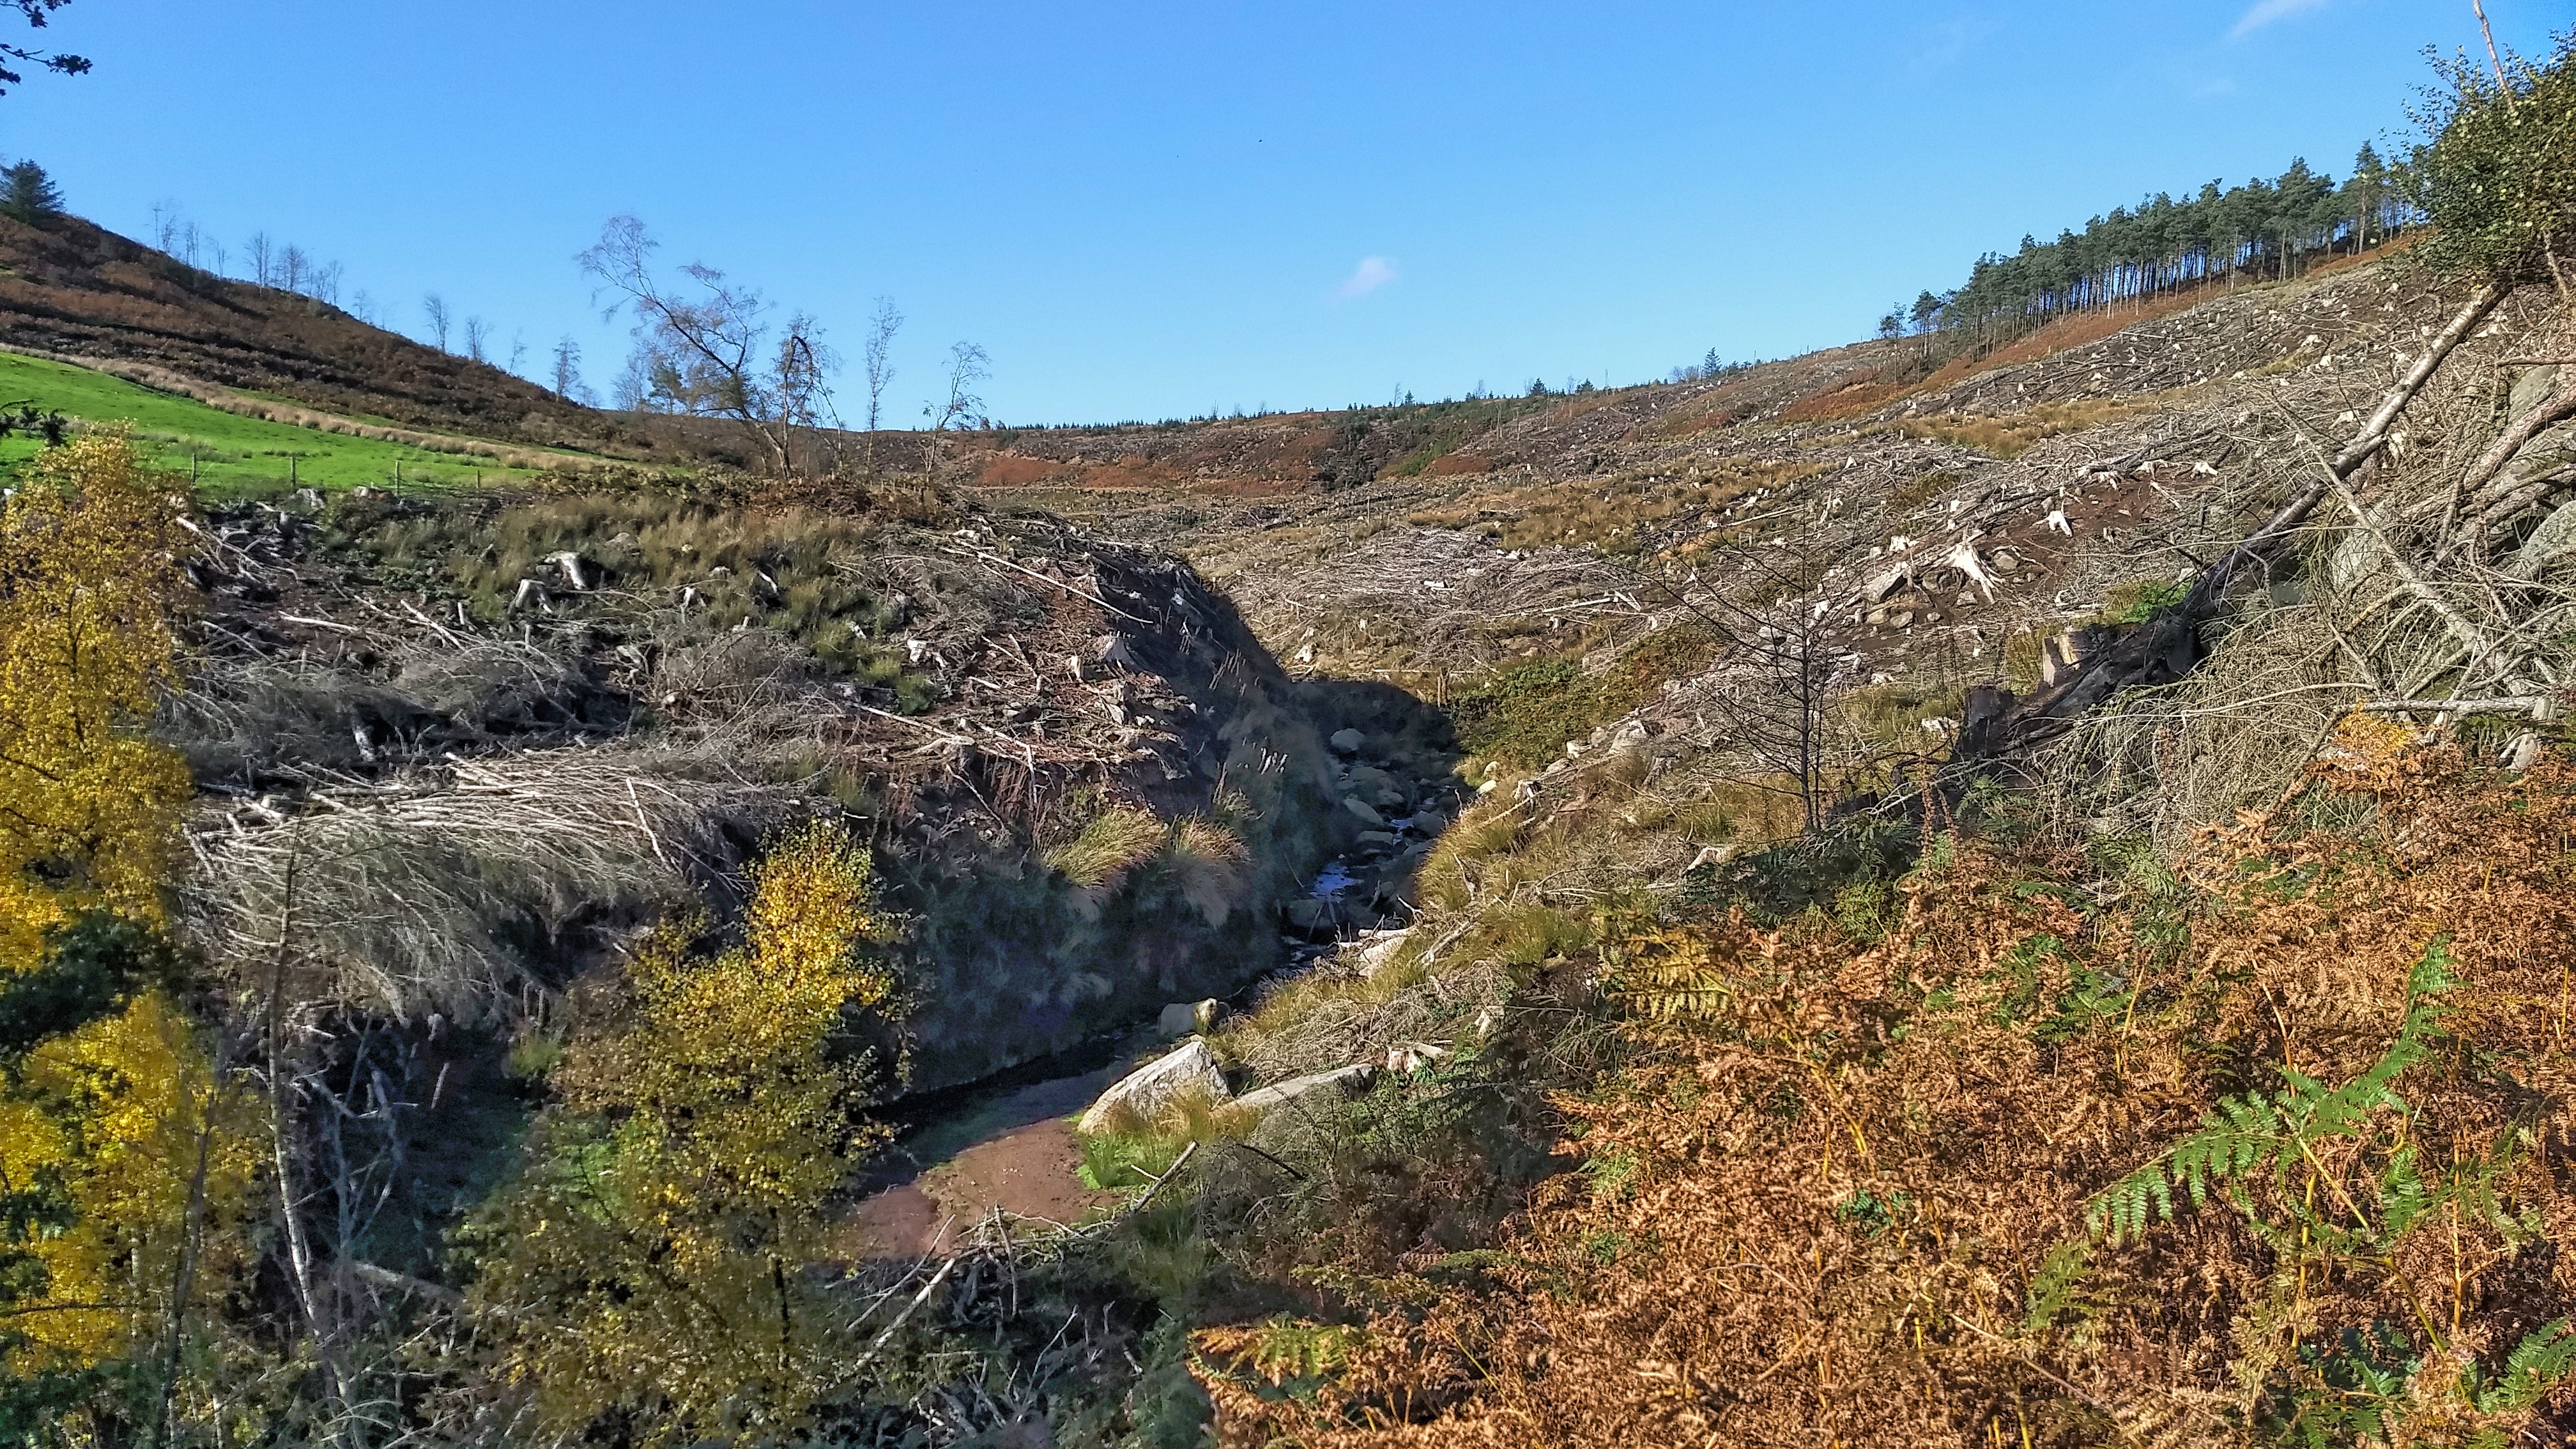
[0,349,600,493]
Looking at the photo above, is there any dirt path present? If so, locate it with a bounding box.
[846,1064,1124,1257]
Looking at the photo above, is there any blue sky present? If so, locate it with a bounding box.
[1,1,2563,425]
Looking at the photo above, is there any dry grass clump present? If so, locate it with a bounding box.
[1407,462,1819,555]
[178,744,796,1020]
[162,636,626,788]
[1045,804,1167,892]
[1164,816,1252,926]
[1896,395,2168,458]
[1223,959,1514,1086]
[1197,733,2576,1446]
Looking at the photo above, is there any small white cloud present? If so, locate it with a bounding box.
[1333,256,1398,300]
[2230,0,2329,38]
[1909,17,1988,74]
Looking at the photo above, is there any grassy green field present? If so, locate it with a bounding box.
[0,349,587,494]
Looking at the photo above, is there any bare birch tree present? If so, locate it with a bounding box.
[577,215,839,476]
[862,296,901,475]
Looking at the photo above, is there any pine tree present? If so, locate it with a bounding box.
[0,160,60,225]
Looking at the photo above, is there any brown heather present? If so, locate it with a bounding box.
[1197,728,2576,1446]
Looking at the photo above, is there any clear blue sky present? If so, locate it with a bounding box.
[1,1,2563,425]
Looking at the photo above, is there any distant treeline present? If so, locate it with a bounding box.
[1913,144,2420,347]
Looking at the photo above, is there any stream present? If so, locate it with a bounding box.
[848,764,1471,1257]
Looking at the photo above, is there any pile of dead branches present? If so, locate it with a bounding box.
[178,744,799,1020]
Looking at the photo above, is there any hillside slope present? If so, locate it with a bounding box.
[0,211,645,454]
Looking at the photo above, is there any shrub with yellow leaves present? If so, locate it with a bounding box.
[458,819,900,1445]
[0,431,192,963]
[0,433,258,1439]
[0,988,260,1374]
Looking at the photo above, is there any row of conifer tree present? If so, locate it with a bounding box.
[1893,144,2420,348]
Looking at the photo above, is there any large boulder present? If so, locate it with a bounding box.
[1077,1039,1228,1135]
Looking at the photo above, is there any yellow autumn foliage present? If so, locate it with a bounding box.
[0,990,260,1374]
[0,434,256,1388]
[0,431,192,964]
[463,820,898,1444]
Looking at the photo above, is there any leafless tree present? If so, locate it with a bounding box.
[463,315,491,364]
[919,340,990,488]
[576,214,841,475]
[507,329,528,378]
[927,341,989,431]
[278,243,309,296]
[862,295,901,473]
[246,231,274,288]
[551,335,586,402]
[420,293,450,351]
[611,351,651,411]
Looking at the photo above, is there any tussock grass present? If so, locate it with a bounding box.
[1163,816,1251,926]
[1892,395,2166,459]
[1076,1083,1261,1190]
[1407,461,1820,555]
[1046,804,1166,891]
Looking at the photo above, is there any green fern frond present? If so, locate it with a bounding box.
[2469,1317,2576,1413]
[2020,1240,2095,1336]
[2085,938,2455,1247]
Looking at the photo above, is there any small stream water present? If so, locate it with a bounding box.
[847,769,1468,1255]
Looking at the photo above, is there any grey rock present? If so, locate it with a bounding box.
[1348,929,1412,975]
[1345,763,1399,797]
[1077,1039,1227,1135]
[1354,830,1399,850]
[1342,796,1386,827]
[1286,898,1333,930]
[1329,728,1364,755]
[1236,1064,1375,1116]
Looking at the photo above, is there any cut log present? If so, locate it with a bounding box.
[545,551,591,591]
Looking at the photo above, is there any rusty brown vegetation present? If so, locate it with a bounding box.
[1197,728,2576,1445]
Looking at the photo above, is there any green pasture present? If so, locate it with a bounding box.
[0,349,590,496]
